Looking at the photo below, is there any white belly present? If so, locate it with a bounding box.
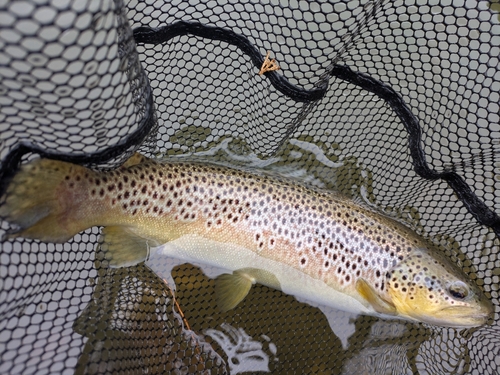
[148,233,374,316]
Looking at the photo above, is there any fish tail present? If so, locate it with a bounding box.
[0,158,92,243]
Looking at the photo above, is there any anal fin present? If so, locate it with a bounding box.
[100,226,157,268]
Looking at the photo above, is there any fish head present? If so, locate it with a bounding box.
[385,248,494,328]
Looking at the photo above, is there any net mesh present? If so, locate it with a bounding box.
[0,0,499,374]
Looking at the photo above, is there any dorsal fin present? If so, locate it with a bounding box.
[119,153,151,169]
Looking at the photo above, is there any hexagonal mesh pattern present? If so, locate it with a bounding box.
[0,0,499,374]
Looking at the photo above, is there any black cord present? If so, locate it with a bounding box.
[330,64,500,237]
[133,21,328,103]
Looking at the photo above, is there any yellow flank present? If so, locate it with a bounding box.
[0,153,494,328]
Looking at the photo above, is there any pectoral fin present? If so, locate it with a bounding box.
[100,226,158,268]
[356,278,397,315]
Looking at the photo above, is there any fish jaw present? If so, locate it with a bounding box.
[427,303,494,328]
[389,293,494,328]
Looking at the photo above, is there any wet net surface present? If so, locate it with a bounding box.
[0,0,499,374]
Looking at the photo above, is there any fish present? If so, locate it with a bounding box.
[0,153,493,328]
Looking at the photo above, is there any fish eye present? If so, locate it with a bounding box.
[447,281,469,300]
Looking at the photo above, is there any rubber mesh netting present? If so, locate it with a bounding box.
[0,0,499,374]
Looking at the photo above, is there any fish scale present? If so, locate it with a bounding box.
[91,160,413,299]
[0,154,493,327]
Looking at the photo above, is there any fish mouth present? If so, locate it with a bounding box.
[424,305,494,328]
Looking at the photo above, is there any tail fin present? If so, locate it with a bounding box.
[0,158,92,243]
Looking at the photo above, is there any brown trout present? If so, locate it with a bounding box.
[0,153,493,327]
